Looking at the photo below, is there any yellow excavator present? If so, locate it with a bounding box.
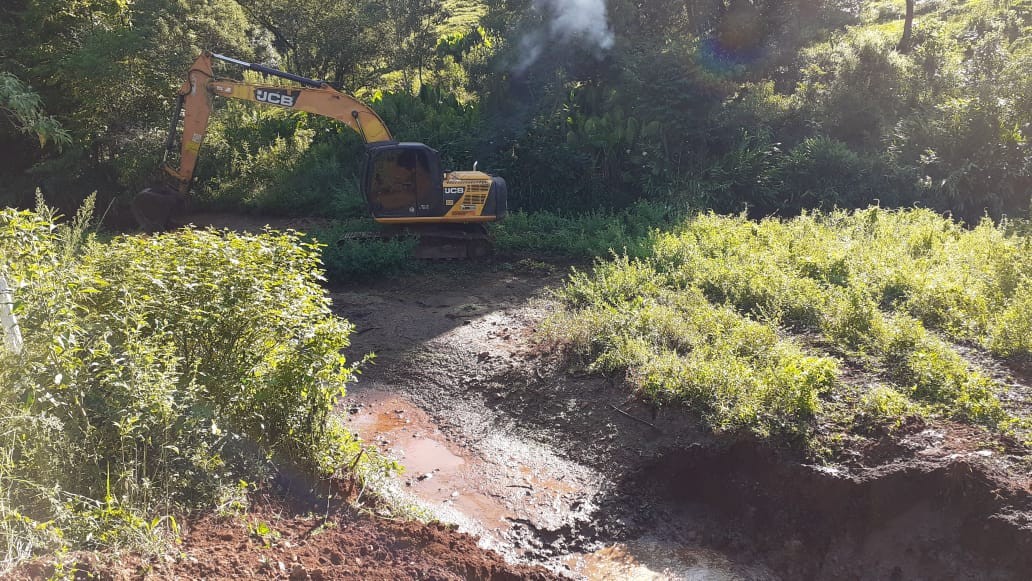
[133,51,507,258]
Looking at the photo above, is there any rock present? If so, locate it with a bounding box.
[289,563,308,580]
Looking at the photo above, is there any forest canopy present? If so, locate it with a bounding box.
[0,0,1029,222]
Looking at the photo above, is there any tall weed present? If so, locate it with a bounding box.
[0,203,381,570]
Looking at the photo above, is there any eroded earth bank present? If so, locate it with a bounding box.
[334,262,1032,580]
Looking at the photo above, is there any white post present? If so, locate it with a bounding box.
[0,274,23,355]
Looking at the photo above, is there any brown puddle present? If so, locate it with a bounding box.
[345,389,780,579]
[345,390,515,529]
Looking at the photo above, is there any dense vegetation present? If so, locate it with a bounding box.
[0,199,388,570]
[0,0,1029,223]
[548,207,1031,446]
[1,0,1030,569]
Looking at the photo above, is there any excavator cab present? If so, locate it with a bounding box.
[363,142,443,219]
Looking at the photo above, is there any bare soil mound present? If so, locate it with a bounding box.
[10,498,560,580]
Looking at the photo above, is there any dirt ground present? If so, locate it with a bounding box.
[12,498,559,580]
[331,260,1032,580]
[11,224,1032,579]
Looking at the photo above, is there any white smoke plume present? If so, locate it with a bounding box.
[514,0,615,73]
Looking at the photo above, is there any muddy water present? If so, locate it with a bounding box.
[346,390,513,529]
[333,272,780,579]
[568,540,774,581]
[345,388,772,579]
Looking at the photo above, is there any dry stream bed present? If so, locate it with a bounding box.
[333,262,1032,580]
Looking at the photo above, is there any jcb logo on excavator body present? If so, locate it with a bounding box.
[444,187,465,195]
[255,88,301,107]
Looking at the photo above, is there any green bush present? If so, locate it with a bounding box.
[549,207,1028,443]
[861,386,915,425]
[307,222,418,282]
[771,137,875,211]
[492,201,672,258]
[192,102,369,218]
[990,282,1032,361]
[795,30,911,149]
[0,202,377,567]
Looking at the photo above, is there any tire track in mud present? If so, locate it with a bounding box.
[332,263,1032,580]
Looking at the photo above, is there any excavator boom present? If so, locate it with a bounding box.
[158,52,391,197]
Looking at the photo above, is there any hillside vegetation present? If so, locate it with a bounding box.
[0,0,1028,224]
[548,207,1032,446]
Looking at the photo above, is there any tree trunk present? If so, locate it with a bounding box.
[898,0,915,53]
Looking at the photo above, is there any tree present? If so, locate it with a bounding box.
[0,72,70,148]
[236,0,403,88]
[400,0,449,88]
[898,0,915,53]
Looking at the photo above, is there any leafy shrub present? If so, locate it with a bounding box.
[881,317,1004,425]
[795,30,911,149]
[492,201,672,258]
[819,286,889,352]
[770,137,874,211]
[0,202,378,568]
[191,101,369,218]
[861,386,915,425]
[372,87,482,170]
[307,222,418,282]
[990,282,1032,361]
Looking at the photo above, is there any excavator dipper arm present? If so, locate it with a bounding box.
[159,52,392,197]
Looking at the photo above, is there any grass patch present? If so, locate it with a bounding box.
[548,207,1032,446]
[491,201,675,258]
[548,259,837,438]
[305,220,419,283]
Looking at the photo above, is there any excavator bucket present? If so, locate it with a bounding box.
[131,185,186,232]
